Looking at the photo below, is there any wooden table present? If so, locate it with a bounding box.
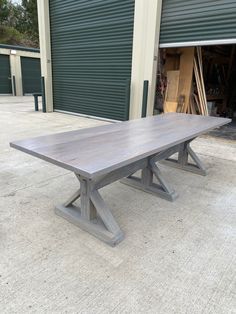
[10,113,231,245]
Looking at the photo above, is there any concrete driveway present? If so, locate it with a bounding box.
[0,96,236,313]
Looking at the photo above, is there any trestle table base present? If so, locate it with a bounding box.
[55,139,206,245]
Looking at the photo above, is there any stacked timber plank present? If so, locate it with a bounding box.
[193,47,208,115]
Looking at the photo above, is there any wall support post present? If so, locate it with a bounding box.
[129,0,163,119]
[37,0,53,112]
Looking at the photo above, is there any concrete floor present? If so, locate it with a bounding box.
[208,121,236,141]
[0,96,236,314]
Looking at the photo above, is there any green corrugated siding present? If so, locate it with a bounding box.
[0,54,12,94]
[49,0,134,121]
[21,57,41,94]
[160,0,236,45]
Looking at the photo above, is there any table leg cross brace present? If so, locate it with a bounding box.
[121,149,179,202]
[121,162,178,202]
[55,174,124,246]
[161,139,207,176]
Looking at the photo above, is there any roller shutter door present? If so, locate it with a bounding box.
[160,0,236,47]
[49,0,135,121]
[0,54,12,94]
[21,57,41,94]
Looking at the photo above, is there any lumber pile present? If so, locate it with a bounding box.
[159,45,236,117]
[192,47,208,115]
[163,46,209,115]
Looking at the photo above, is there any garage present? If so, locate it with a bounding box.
[21,56,41,95]
[155,0,236,120]
[0,54,12,94]
[0,44,41,96]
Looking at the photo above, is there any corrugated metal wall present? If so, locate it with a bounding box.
[21,57,41,94]
[49,0,135,121]
[160,0,236,46]
[0,54,12,94]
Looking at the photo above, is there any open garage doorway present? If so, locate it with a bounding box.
[154,44,236,140]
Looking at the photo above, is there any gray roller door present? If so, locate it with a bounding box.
[21,57,41,94]
[49,0,135,121]
[160,0,236,47]
[0,54,12,94]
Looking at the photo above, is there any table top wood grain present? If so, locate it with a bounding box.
[10,113,231,178]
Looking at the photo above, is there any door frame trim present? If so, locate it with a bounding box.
[160,38,236,48]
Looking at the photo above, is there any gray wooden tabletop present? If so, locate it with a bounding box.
[10,113,231,178]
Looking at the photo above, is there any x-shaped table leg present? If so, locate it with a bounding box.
[161,139,207,176]
[121,157,178,202]
[55,174,124,246]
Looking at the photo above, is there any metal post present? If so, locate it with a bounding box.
[142,80,149,118]
[125,79,130,120]
[41,76,46,113]
[12,75,16,96]
[34,95,39,111]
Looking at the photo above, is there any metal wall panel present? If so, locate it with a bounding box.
[160,0,236,47]
[49,0,135,121]
[21,57,41,94]
[0,54,12,94]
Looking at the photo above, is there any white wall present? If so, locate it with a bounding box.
[37,0,53,112]
[129,0,163,119]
